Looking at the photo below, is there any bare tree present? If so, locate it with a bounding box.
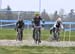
[6,5,13,20]
[53,11,59,21]
[59,9,65,18]
[41,9,50,21]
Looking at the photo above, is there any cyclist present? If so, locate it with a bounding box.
[32,13,45,43]
[50,17,64,41]
[15,18,24,41]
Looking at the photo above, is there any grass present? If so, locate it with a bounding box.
[0,29,75,54]
[0,46,75,54]
[0,29,75,41]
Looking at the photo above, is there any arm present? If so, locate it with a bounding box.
[42,19,45,27]
[15,22,18,31]
[53,21,57,28]
[32,18,35,27]
[40,17,45,27]
[22,21,24,30]
[60,22,64,29]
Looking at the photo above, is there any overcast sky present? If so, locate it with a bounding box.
[1,0,75,14]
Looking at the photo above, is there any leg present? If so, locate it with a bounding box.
[16,30,19,41]
[33,28,35,40]
[20,29,23,41]
[16,28,19,40]
[57,31,60,40]
[52,28,57,40]
[19,29,21,41]
[53,32,57,40]
[38,28,41,43]
[56,28,60,41]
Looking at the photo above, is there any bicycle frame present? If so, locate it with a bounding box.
[34,26,41,44]
[50,27,60,41]
[16,28,22,41]
[54,28,60,41]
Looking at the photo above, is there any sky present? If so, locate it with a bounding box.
[1,0,75,14]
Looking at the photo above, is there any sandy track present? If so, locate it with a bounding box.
[0,40,75,47]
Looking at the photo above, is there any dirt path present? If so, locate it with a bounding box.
[0,40,75,47]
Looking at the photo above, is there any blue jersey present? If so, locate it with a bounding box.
[32,16,42,26]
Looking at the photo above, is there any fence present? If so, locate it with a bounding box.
[0,20,75,41]
[0,20,75,30]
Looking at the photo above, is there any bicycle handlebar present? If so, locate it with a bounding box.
[34,26,41,29]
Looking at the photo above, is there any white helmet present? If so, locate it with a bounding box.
[57,17,62,21]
